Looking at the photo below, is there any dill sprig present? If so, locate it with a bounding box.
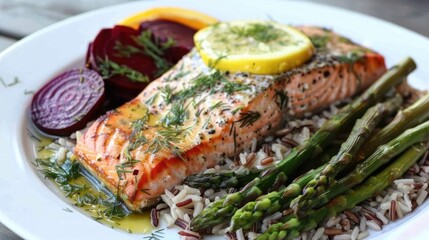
[79,193,129,220]
[100,198,129,219]
[35,157,85,196]
[231,106,244,115]
[274,90,288,110]
[230,22,281,42]
[146,127,183,156]
[160,84,175,104]
[0,76,20,88]
[235,111,261,128]
[134,30,175,77]
[172,70,249,102]
[117,111,150,179]
[336,50,365,63]
[26,128,42,142]
[98,58,149,83]
[209,101,228,111]
[161,101,189,127]
[145,93,159,105]
[114,41,141,58]
[143,228,165,240]
[309,35,330,49]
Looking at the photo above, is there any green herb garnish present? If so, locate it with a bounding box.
[98,58,149,83]
[134,30,175,77]
[230,22,281,42]
[274,90,288,110]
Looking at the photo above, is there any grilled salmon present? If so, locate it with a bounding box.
[74,26,386,211]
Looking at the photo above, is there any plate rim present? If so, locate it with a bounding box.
[0,0,428,239]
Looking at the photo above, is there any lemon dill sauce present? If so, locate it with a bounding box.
[30,132,153,234]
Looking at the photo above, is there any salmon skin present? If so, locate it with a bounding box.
[74,26,386,211]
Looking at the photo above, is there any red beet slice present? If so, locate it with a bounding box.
[139,20,196,62]
[88,26,157,103]
[31,68,105,136]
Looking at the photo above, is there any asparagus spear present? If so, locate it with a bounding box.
[305,119,429,212]
[190,58,416,232]
[290,96,402,214]
[183,168,262,189]
[257,142,429,240]
[231,95,402,230]
[185,139,339,190]
[357,92,429,160]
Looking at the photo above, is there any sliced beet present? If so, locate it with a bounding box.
[87,21,196,104]
[31,68,105,136]
[139,20,196,62]
[89,26,157,102]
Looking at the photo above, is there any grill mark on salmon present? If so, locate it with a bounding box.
[74,26,386,211]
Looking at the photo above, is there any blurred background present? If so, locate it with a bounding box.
[0,0,428,52]
[0,0,427,239]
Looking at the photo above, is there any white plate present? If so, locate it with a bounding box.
[0,0,428,239]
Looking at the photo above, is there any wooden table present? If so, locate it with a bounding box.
[0,0,427,239]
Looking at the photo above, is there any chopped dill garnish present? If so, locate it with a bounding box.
[101,199,129,220]
[209,101,227,111]
[117,110,150,178]
[114,41,141,58]
[145,93,159,105]
[202,115,212,130]
[159,84,175,104]
[231,106,244,115]
[24,89,35,95]
[230,22,281,42]
[172,70,249,101]
[336,51,364,63]
[145,125,191,158]
[98,58,149,83]
[235,111,261,128]
[75,192,99,207]
[26,128,42,142]
[134,30,175,77]
[222,79,250,95]
[62,208,73,213]
[274,90,288,110]
[143,228,165,240]
[140,188,151,195]
[161,101,189,127]
[0,76,20,88]
[208,54,228,68]
[309,35,330,49]
[35,157,84,196]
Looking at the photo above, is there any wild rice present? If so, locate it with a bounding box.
[389,200,397,221]
[333,234,351,240]
[134,94,429,240]
[366,220,381,231]
[312,227,325,240]
[150,208,159,227]
[178,230,200,239]
[174,218,189,229]
[260,157,274,166]
[351,226,359,240]
[176,198,193,208]
[324,228,343,236]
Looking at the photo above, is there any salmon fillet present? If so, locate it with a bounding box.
[74,26,386,211]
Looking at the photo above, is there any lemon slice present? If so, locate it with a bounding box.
[119,7,218,30]
[194,20,315,74]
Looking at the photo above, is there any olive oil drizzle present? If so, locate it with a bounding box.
[32,136,153,234]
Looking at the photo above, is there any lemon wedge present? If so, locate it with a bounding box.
[194,20,315,74]
[119,7,218,30]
